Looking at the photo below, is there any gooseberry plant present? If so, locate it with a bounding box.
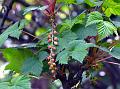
[0,0,120,89]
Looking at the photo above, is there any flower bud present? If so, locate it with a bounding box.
[51,59,55,62]
[47,56,50,60]
[51,70,56,74]
[54,41,58,45]
[49,32,52,35]
[55,68,57,70]
[48,45,52,49]
[51,53,55,57]
[50,64,54,69]
[54,37,58,41]
[52,46,56,50]
[48,61,52,65]
[52,63,56,66]
[53,31,58,34]
[48,35,51,39]
[48,39,52,43]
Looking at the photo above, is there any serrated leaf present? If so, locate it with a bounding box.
[66,40,83,51]
[56,50,69,64]
[86,11,118,41]
[104,8,112,17]
[22,57,43,76]
[112,21,120,28]
[59,20,74,33]
[70,50,88,63]
[85,0,95,7]
[73,13,86,24]
[97,21,117,41]
[62,30,78,42]
[67,40,95,51]
[85,0,103,7]
[59,13,85,32]
[67,40,95,62]
[56,40,95,64]
[110,47,120,59]
[23,5,48,15]
[56,38,67,53]
[86,11,103,27]
[0,19,29,47]
[72,24,97,40]
[102,0,120,17]
[2,48,33,72]
[0,75,31,89]
[38,51,48,61]
[57,30,78,53]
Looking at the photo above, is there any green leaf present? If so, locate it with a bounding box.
[2,48,33,72]
[86,11,103,27]
[59,13,85,32]
[56,38,67,53]
[112,21,120,28]
[67,40,94,51]
[73,13,86,24]
[35,28,48,36]
[86,11,118,41]
[0,19,29,47]
[72,24,97,40]
[42,61,49,72]
[85,0,95,7]
[61,30,78,42]
[22,57,43,76]
[67,40,95,62]
[38,51,48,61]
[113,0,120,3]
[70,50,88,63]
[57,30,78,53]
[84,0,103,7]
[57,0,77,4]
[0,75,31,89]
[97,21,117,41]
[56,50,69,64]
[56,40,95,64]
[108,44,120,59]
[110,47,120,59]
[23,5,48,15]
[102,0,120,17]
[104,8,112,17]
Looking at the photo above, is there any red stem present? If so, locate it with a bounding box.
[103,61,120,66]
[97,55,113,62]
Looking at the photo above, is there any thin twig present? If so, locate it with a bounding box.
[103,61,120,66]
[54,4,62,14]
[96,55,120,66]
[97,55,113,62]
[22,30,40,39]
